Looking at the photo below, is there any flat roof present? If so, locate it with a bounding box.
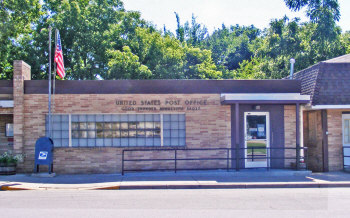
[0,81,13,94]
[24,79,302,94]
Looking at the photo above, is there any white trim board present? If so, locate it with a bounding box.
[221,93,310,101]
[307,105,350,110]
[0,100,13,108]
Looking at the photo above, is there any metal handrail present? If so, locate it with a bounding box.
[121,147,308,175]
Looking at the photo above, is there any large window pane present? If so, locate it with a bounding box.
[137,122,145,129]
[96,122,104,130]
[120,122,128,129]
[87,122,95,130]
[72,123,79,130]
[137,130,145,137]
[97,130,104,138]
[145,122,153,129]
[79,123,87,130]
[52,113,186,147]
[121,131,128,138]
[105,131,112,138]
[88,131,96,138]
[129,122,137,130]
[129,130,137,138]
[146,131,153,138]
[113,131,121,138]
[72,131,79,139]
[79,131,87,138]
[112,123,120,129]
[104,123,112,130]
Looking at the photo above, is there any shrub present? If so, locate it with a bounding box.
[0,151,23,165]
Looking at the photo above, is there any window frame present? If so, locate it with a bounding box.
[46,114,185,148]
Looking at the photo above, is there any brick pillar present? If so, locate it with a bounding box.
[13,61,31,162]
[284,105,296,168]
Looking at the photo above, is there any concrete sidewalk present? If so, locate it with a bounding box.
[1,169,350,191]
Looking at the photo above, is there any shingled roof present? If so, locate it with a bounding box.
[293,54,350,105]
[323,54,350,63]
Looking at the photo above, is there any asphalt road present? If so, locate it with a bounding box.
[1,188,350,217]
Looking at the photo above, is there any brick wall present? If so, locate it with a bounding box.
[327,109,349,171]
[20,93,305,174]
[21,93,231,173]
[13,60,31,171]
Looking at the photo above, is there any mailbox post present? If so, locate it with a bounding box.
[34,137,54,174]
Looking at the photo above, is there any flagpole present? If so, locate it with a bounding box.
[48,25,52,139]
[53,29,57,113]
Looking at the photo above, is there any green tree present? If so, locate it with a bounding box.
[113,26,185,79]
[0,0,41,79]
[284,0,342,61]
[201,24,260,74]
[184,47,222,79]
[42,0,126,80]
[175,13,208,47]
[107,46,151,79]
[15,1,221,80]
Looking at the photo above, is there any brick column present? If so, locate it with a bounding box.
[13,61,31,161]
[284,105,296,168]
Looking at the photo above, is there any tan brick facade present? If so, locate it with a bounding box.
[17,94,303,174]
[13,60,31,170]
[6,61,312,174]
[326,109,350,171]
[284,105,299,168]
[20,93,231,173]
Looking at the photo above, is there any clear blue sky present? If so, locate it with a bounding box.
[122,0,350,33]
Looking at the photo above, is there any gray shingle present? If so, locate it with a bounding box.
[293,56,350,105]
[323,54,350,63]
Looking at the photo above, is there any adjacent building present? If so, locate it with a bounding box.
[294,54,350,172]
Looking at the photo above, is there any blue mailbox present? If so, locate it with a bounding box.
[34,137,54,174]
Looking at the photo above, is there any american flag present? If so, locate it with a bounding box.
[54,31,65,78]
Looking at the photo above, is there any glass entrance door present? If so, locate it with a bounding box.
[342,114,350,169]
[244,112,270,168]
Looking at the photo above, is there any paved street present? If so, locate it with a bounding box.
[1,188,350,218]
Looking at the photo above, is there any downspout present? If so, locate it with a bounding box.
[290,58,295,79]
[290,58,300,169]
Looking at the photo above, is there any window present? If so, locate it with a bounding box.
[46,114,185,147]
[345,119,350,143]
[71,114,161,147]
[45,115,69,147]
[5,123,14,137]
[163,114,186,146]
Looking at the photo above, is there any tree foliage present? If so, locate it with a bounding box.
[0,0,349,80]
[107,46,151,79]
[0,0,41,79]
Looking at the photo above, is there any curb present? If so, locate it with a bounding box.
[2,182,350,191]
[1,186,34,191]
[116,182,350,190]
